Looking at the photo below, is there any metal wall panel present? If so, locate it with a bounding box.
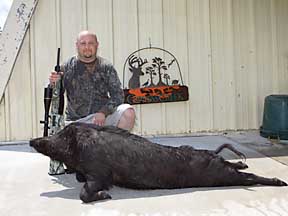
[187,0,213,132]
[5,34,33,140]
[0,35,33,140]
[210,0,237,130]
[254,0,279,125]
[1,0,288,140]
[275,0,288,94]
[232,0,258,129]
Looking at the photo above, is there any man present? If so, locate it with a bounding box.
[49,30,135,130]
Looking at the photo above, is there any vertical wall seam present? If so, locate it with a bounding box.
[4,87,11,140]
[111,0,115,65]
[55,0,61,52]
[136,0,143,134]
[82,0,88,30]
[230,0,237,129]
[0,97,6,140]
[270,0,279,93]
[136,0,140,50]
[162,0,167,135]
[185,0,191,132]
[208,0,214,130]
[249,0,258,127]
[28,25,37,138]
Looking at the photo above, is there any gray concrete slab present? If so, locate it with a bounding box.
[1,133,288,216]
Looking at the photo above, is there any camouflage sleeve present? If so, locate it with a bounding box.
[98,65,124,116]
[48,64,65,89]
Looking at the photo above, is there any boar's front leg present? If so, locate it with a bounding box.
[80,179,112,203]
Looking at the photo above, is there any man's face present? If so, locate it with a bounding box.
[76,34,98,63]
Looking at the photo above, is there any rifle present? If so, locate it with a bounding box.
[40,48,65,175]
[40,87,52,137]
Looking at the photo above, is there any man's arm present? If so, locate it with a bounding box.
[98,65,124,116]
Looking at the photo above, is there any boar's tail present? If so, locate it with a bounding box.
[215,143,246,161]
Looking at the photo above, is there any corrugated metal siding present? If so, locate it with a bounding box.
[232,0,257,130]
[276,0,288,94]
[1,0,288,140]
[5,33,33,140]
[187,0,212,132]
[210,0,236,130]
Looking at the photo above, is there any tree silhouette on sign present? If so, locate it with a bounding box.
[152,57,168,86]
[163,73,171,85]
[145,66,157,87]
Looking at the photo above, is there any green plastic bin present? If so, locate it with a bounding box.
[260,95,288,140]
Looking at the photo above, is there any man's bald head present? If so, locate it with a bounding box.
[77,31,98,43]
[76,30,99,63]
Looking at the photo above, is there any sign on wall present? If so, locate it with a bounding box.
[122,46,189,105]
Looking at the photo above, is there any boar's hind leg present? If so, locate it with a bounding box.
[239,173,287,187]
[80,180,112,203]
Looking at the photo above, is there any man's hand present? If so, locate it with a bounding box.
[49,71,63,86]
[93,112,106,126]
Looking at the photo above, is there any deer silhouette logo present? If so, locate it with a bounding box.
[128,55,148,89]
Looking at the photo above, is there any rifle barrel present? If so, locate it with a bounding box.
[55,48,61,72]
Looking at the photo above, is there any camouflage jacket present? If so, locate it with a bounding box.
[62,56,124,121]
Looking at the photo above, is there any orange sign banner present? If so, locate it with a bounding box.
[124,85,189,105]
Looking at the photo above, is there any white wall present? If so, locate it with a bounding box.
[1,0,288,140]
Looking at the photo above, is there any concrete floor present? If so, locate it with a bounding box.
[1,131,288,216]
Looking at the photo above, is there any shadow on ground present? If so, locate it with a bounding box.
[40,173,260,203]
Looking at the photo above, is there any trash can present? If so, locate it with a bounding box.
[260,95,288,140]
